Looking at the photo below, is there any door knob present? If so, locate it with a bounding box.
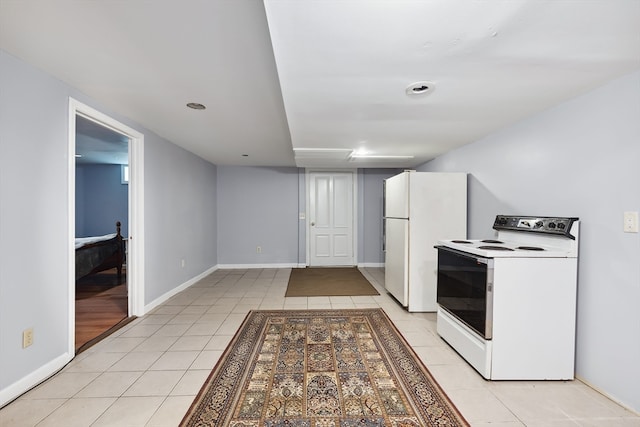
[311,222,315,226]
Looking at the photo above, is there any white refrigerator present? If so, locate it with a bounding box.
[384,171,467,312]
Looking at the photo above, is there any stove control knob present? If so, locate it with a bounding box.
[535,221,544,228]
[548,222,556,229]
[558,223,566,230]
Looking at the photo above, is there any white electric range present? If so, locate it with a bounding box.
[435,215,580,380]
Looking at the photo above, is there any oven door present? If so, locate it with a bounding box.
[436,247,494,339]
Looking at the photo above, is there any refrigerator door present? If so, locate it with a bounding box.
[384,218,409,306]
[406,172,467,312]
[384,172,409,219]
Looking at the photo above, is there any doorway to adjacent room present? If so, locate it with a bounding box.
[74,115,130,351]
[68,98,145,354]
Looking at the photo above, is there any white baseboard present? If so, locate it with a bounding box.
[217,263,299,269]
[143,262,380,316]
[575,374,640,416]
[215,263,383,269]
[144,265,219,314]
[143,263,300,314]
[0,352,72,408]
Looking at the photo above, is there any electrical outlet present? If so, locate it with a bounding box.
[256,246,262,254]
[624,212,638,233]
[23,328,34,348]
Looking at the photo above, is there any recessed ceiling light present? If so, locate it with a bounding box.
[186,102,206,110]
[405,81,435,96]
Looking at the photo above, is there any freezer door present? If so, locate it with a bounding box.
[384,218,409,306]
[384,172,409,219]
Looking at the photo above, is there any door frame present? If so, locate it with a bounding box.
[305,169,358,266]
[67,98,145,355]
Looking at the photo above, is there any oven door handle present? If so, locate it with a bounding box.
[485,266,494,340]
[435,245,493,266]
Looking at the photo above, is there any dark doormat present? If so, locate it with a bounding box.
[285,267,380,297]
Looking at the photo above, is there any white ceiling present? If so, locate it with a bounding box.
[75,116,129,165]
[1,1,639,169]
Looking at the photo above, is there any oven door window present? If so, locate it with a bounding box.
[437,248,491,339]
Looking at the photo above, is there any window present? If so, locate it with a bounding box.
[121,165,129,184]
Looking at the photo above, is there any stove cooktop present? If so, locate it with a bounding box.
[437,215,580,258]
[437,238,575,258]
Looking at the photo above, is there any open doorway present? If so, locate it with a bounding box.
[74,116,130,352]
[68,98,145,355]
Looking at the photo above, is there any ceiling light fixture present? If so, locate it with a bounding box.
[293,148,353,160]
[349,153,415,161]
[405,81,435,96]
[186,102,206,110]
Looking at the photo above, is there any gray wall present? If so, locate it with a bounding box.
[417,70,640,412]
[144,136,217,303]
[358,169,401,265]
[75,164,129,237]
[217,166,300,265]
[1,49,72,397]
[216,166,398,267]
[0,50,218,403]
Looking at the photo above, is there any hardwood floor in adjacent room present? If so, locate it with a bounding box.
[75,268,129,353]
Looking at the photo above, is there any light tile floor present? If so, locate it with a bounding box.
[1,268,638,426]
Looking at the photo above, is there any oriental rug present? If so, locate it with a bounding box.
[285,267,379,297]
[180,309,468,426]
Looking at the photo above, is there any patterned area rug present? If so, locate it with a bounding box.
[181,309,468,426]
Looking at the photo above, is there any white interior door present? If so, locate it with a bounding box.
[308,171,354,266]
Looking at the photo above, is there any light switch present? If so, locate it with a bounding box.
[624,211,638,233]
